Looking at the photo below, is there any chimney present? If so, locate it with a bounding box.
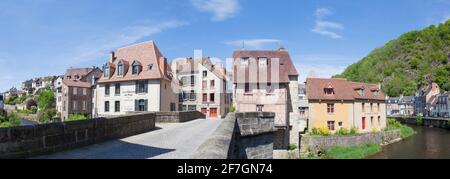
[110,51,116,63]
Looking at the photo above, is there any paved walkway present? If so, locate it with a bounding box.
[34,119,223,159]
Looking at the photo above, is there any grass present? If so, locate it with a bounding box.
[323,144,382,159]
[385,118,416,138]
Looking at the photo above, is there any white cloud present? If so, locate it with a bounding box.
[224,39,282,49]
[312,8,344,39]
[71,20,188,65]
[191,0,240,21]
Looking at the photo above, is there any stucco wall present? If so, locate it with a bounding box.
[309,101,353,131]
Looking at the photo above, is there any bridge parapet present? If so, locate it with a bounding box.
[0,111,205,159]
[193,112,276,159]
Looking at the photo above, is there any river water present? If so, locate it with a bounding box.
[370,125,450,159]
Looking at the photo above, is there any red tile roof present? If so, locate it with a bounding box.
[62,80,91,88]
[65,68,94,80]
[97,41,173,83]
[232,49,298,84]
[306,78,385,101]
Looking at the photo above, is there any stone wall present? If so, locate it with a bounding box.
[0,111,204,159]
[193,112,276,159]
[155,111,206,123]
[395,116,450,129]
[299,130,401,155]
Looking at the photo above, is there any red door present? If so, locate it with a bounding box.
[362,117,366,130]
[210,108,218,118]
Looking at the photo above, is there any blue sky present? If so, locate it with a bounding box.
[0,0,449,92]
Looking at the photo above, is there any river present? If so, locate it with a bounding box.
[370,125,450,159]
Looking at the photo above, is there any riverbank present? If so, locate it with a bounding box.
[300,120,415,159]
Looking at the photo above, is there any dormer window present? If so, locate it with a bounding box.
[373,90,380,97]
[117,62,124,76]
[325,88,334,95]
[240,57,249,66]
[104,64,110,78]
[258,58,268,66]
[148,64,154,70]
[358,88,366,96]
[324,83,334,96]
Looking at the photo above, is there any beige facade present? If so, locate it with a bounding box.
[306,78,387,133]
[174,58,232,119]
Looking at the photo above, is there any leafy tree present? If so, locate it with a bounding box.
[335,19,450,97]
[36,88,55,110]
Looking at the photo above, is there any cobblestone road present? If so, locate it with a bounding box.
[34,119,223,159]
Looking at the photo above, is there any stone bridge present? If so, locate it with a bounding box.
[0,111,278,159]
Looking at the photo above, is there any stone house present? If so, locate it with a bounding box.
[306,78,387,133]
[173,57,233,119]
[58,67,102,120]
[232,48,299,149]
[414,83,440,117]
[437,92,449,117]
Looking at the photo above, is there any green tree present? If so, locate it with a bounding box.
[36,88,55,110]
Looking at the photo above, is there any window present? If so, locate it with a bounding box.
[148,64,153,70]
[378,116,381,126]
[201,108,207,115]
[73,101,77,110]
[362,103,365,112]
[117,62,123,76]
[256,105,264,112]
[338,122,343,127]
[202,80,207,89]
[210,93,215,102]
[327,121,335,131]
[115,101,120,112]
[327,104,335,114]
[132,62,140,75]
[202,71,207,78]
[105,84,110,96]
[370,103,373,112]
[170,103,176,112]
[188,75,194,86]
[115,83,121,95]
[245,83,250,93]
[203,93,207,102]
[190,90,196,101]
[359,89,365,96]
[299,107,306,117]
[240,57,249,66]
[73,87,77,95]
[104,64,110,78]
[105,101,110,112]
[210,80,215,89]
[136,99,147,112]
[258,58,268,66]
[377,103,380,112]
[325,88,334,95]
[188,105,197,111]
[136,80,148,93]
[82,101,86,110]
[371,117,374,127]
[83,88,87,95]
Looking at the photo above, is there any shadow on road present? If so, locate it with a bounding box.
[34,140,176,159]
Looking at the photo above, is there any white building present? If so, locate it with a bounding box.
[94,41,179,117]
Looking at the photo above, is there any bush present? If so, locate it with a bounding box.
[371,128,379,133]
[31,106,38,114]
[350,127,359,135]
[230,104,236,113]
[0,112,21,128]
[288,144,297,151]
[415,116,423,124]
[38,109,57,123]
[335,128,350,136]
[66,114,87,122]
[385,118,415,138]
[309,127,331,136]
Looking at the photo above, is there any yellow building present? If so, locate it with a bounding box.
[306,78,386,133]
